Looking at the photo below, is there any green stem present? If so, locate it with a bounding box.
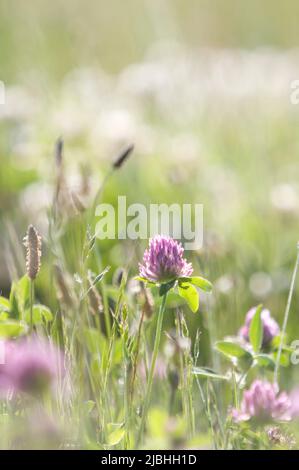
[129,307,145,406]
[137,292,168,447]
[232,367,239,409]
[176,311,194,438]
[186,361,195,437]
[29,280,34,333]
[274,243,299,384]
[123,344,129,449]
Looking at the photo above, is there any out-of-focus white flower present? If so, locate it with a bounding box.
[270,183,298,213]
[20,182,53,214]
[249,271,272,299]
[215,275,234,294]
[169,133,200,163]
[0,86,38,121]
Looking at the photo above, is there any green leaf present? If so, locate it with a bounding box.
[90,355,101,377]
[159,279,176,296]
[107,428,125,446]
[9,276,30,319]
[82,267,111,300]
[0,312,9,321]
[37,305,53,322]
[271,335,292,352]
[178,281,199,313]
[254,354,275,370]
[83,400,96,415]
[134,276,157,287]
[0,297,10,313]
[192,366,228,381]
[180,276,212,292]
[84,327,104,355]
[215,341,253,366]
[106,423,125,446]
[9,283,21,319]
[249,304,263,353]
[91,266,110,285]
[273,350,290,367]
[148,408,168,438]
[24,305,53,325]
[164,290,186,308]
[0,320,28,338]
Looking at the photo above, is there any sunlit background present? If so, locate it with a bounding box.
[1,0,299,421]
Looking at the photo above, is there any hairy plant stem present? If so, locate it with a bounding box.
[137,292,168,447]
[274,243,299,384]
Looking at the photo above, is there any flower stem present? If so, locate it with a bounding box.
[137,292,168,447]
[29,280,34,333]
[129,307,145,406]
[274,242,299,384]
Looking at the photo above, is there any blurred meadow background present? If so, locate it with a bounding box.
[1,0,299,449]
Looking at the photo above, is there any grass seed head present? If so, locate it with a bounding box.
[87,271,104,315]
[112,143,134,169]
[55,137,64,168]
[23,225,42,280]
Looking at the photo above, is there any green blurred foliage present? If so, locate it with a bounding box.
[1,0,299,82]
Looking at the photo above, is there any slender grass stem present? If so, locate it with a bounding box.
[178,334,188,427]
[94,246,111,337]
[196,377,218,449]
[186,361,195,437]
[274,243,299,384]
[29,280,34,333]
[129,307,145,406]
[137,292,168,447]
[84,169,113,262]
[123,340,130,450]
[232,367,239,409]
[176,311,194,438]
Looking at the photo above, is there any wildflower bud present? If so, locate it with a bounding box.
[23,225,42,280]
[55,137,63,168]
[112,144,134,169]
[113,267,125,286]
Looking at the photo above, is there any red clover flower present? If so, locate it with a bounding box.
[232,380,292,423]
[139,235,193,283]
[239,307,280,347]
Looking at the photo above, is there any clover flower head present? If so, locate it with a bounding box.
[289,387,299,419]
[0,336,64,396]
[239,307,280,346]
[139,235,193,283]
[233,380,292,423]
